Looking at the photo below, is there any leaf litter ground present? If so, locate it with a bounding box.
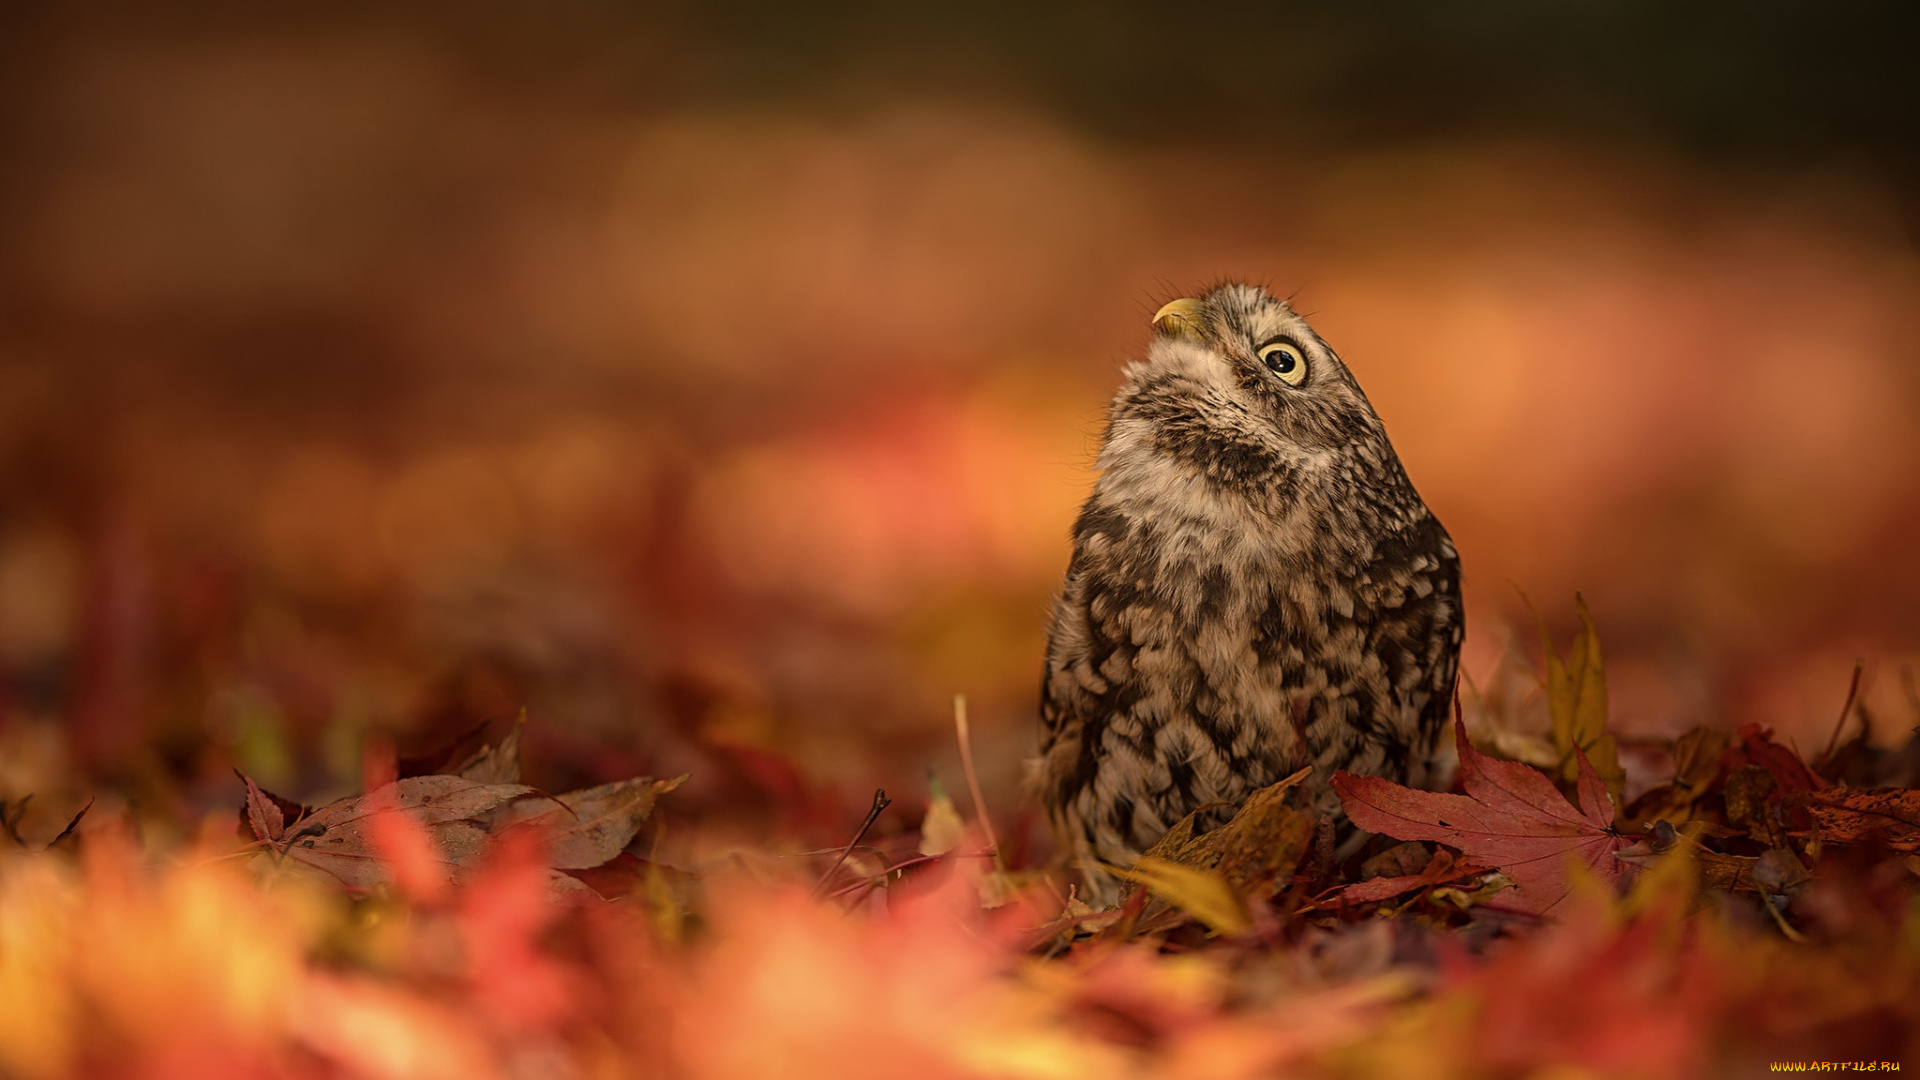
[2,601,1919,1078]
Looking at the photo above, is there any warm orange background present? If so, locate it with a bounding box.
[2,5,1916,844]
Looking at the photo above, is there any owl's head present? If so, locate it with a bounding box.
[1101,282,1415,532]
[1140,282,1382,450]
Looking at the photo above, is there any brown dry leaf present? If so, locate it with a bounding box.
[1359,841,1432,881]
[242,774,285,843]
[1672,726,1734,788]
[1694,851,1760,892]
[1334,718,1634,915]
[492,775,685,870]
[455,717,525,785]
[1789,787,1920,851]
[1625,727,1735,827]
[282,815,489,890]
[1327,848,1492,906]
[1724,765,1786,847]
[351,775,538,826]
[235,776,310,844]
[1750,848,1812,894]
[272,776,535,889]
[1136,768,1315,898]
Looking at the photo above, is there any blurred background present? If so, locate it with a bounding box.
[2,0,1918,850]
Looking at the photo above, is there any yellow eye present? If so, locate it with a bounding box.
[1259,342,1307,385]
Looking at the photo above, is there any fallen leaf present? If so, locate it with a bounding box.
[273,776,534,889]
[1358,841,1432,881]
[643,861,686,944]
[1693,851,1760,892]
[1534,594,1625,812]
[1136,768,1314,898]
[355,775,538,827]
[1625,726,1734,827]
[1327,848,1492,906]
[456,716,525,785]
[242,774,285,843]
[284,814,489,891]
[918,784,966,858]
[1333,719,1635,915]
[1112,857,1250,935]
[234,774,309,844]
[1430,874,1515,910]
[1721,723,1825,795]
[1671,727,1734,788]
[492,775,685,869]
[1723,764,1786,847]
[1788,787,1920,851]
[1750,848,1811,894]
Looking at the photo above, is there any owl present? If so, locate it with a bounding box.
[1037,283,1463,905]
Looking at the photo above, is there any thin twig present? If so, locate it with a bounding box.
[1819,660,1866,765]
[50,798,90,844]
[824,849,998,901]
[953,694,1002,869]
[811,788,891,899]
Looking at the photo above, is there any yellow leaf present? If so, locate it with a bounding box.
[917,787,966,858]
[644,862,684,946]
[1532,593,1625,808]
[1112,856,1250,935]
[1619,843,1702,920]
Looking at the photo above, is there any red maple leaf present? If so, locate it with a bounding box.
[1721,722,1825,795]
[1332,719,1636,915]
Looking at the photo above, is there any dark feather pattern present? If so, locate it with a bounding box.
[1038,284,1464,903]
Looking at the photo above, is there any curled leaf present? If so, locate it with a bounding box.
[456,716,525,785]
[1137,768,1314,899]
[1328,848,1492,906]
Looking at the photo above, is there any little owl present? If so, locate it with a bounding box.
[1038,283,1463,904]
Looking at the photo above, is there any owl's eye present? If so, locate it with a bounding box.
[1259,342,1308,385]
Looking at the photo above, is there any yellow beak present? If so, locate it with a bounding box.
[1152,297,1205,337]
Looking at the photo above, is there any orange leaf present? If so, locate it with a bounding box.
[1789,787,1920,850]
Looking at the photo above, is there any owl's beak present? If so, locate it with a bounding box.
[1152,297,1205,337]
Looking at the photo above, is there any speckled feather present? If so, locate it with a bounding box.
[1038,283,1463,904]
